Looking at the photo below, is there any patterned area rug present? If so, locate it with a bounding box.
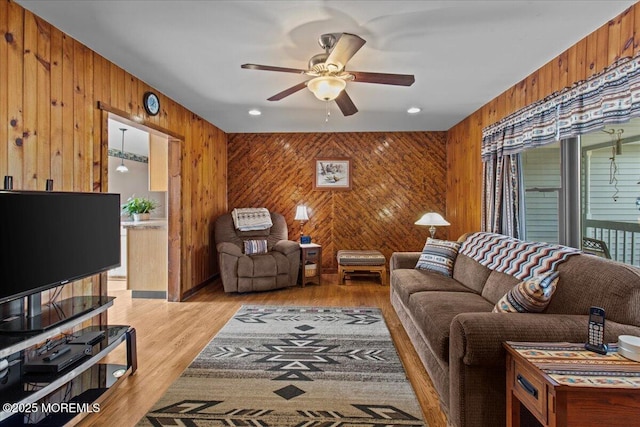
[138,305,426,426]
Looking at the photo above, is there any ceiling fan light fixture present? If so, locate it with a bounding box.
[407,106,422,114]
[248,108,262,116]
[307,76,346,101]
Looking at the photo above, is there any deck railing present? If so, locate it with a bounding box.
[584,219,640,267]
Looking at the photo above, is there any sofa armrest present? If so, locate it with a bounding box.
[216,242,243,257]
[390,252,421,271]
[273,240,300,256]
[450,312,640,367]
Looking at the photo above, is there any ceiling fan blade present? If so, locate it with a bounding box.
[267,81,309,101]
[335,90,358,116]
[326,33,366,70]
[241,63,307,74]
[350,71,415,86]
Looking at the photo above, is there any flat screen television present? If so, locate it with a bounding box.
[0,191,121,306]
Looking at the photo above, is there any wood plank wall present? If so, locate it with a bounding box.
[227,132,447,271]
[446,4,638,238]
[0,1,227,301]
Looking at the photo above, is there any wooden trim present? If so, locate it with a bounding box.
[100,106,183,302]
[167,137,182,301]
[180,275,218,301]
[100,110,110,192]
[97,101,184,141]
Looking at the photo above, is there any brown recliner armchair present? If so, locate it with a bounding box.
[214,211,300,293]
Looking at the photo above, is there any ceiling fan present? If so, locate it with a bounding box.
[241,33,415,116]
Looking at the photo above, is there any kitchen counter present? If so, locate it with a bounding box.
[124,219,168,299]
[121,218,167,229]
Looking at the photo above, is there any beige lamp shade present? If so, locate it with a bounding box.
[294,205,309,221]
[415,212,450,238]
[294,205,309,239]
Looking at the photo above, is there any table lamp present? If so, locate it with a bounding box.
[294,205,310,243]
[415,212,450,239]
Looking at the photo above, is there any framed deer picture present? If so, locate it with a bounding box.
[313,157,351,190]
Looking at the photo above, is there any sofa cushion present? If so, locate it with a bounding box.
[408,291,494,363]
[415,238,461,277]
[391,269,475,307]
[493,271,560,313]
[546,255,640,327]
[482,270,521,305]
[452,254,492,294]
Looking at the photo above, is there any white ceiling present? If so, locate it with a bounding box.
[16,0,637,133]
[108,119,149,156]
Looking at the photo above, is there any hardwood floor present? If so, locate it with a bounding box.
[78,275,448,427]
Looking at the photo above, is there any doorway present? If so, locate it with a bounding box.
[100,106,182,301]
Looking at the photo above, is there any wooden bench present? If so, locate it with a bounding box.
[337,250,387,286]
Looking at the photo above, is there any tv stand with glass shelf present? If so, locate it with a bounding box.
[0,296,136,426]
[0,296,115,335]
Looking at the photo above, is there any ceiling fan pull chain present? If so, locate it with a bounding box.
[325,101,330,123]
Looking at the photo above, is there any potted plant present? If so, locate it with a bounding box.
[121,196,158,222]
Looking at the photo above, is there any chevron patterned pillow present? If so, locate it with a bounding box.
[493,271,560,313]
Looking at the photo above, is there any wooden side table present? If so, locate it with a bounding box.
[299,243,322,286]
[505,342,640,427]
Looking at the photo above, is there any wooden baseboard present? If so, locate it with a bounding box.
[181,274,219,301]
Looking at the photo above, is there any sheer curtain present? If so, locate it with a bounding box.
[481,53,640,238]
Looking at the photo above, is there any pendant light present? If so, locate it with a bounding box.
[116,128,128,173]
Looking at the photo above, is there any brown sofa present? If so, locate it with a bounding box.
[214,212,300,293]
[390,232,640,427]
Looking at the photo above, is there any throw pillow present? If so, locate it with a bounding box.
[244,239,268,255]
[493,271,560,313]
[415,238,461,277]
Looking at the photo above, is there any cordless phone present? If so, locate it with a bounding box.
[585,306,608,355]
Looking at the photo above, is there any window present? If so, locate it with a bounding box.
[522,127,640,267]
[522,142,561,244]
[582,134,640,266]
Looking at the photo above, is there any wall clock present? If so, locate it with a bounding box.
[143,91,160,116]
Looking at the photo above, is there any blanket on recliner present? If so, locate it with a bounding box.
[231,207,273,231]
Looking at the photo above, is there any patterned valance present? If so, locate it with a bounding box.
[482,53,640,161]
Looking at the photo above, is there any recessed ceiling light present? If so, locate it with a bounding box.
[407,107,421,114]
[248,109,262,116]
